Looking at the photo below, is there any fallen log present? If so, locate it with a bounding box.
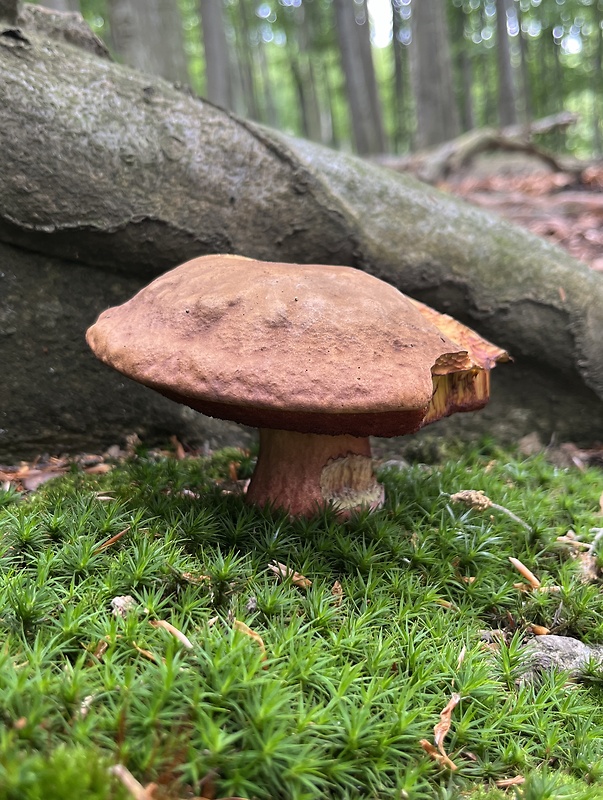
[1,7,602,456]
[376,112,584,184]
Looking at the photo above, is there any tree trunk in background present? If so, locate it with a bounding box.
[257,39,279,129]
[390,0,407,151]
[515,0,532,123]
[199,0,233,109]
[333,0,386,154]
[410,0,460,148]
[320,58,339,148]
[356,0,387,152]
[591,2,603,154]
[478,2,495,126]
[234,0,260,120]
[289,5,322,142]
[495,0,517,125]
[290,54,321,141]
[107,0,189,85]
[42,0,80,10]
[451,3,474,132]
[2,16,603,453]
[550,30,564,148]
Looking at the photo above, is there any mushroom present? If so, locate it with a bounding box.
[86,254,509,517]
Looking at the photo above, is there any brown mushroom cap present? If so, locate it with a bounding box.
[86,254,508,437]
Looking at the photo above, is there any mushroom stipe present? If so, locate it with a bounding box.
[86,254,509,517]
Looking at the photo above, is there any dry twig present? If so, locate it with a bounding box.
[447,490,532,532]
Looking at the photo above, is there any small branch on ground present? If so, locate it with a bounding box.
[445,490,533,532]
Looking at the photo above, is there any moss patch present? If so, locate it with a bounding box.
[1,443,603,798]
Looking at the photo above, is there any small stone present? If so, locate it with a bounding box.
[524,634,603,679]
[111,595,137,618]
[245,596,257,613]
[518,432,544,457]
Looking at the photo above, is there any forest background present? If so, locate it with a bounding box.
[32,0,603,160]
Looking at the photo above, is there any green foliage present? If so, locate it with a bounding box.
[1,445,603,798]
[33,0,603,155]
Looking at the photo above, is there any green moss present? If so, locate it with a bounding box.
[1,444,603,798]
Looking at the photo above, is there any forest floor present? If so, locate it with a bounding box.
[2,442,603,799]
[439,154,603,273]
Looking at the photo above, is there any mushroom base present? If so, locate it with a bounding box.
[247,429,384,517]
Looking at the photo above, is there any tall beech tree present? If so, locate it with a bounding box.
[410,0,460,148]
[333,0,386,154]
[495,0,517,125]
[2,6,603,456]
[107,0,189,84]
[199,0,233,109]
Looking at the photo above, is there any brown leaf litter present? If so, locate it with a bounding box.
[420,692,461,771]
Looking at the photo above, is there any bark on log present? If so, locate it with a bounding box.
[1,11,603,456]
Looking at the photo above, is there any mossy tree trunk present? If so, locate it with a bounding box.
[1,5,603,457]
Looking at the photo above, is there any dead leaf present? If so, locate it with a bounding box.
[556,532,591,551]
[577,552,599,583]
[433,692,461,759]
[331,580,343,606]
[125,432,142,456]
[419,739,457,771]
[509,557,541,589]
[495,775,525,788]
[179,570,211,585]
[480,629,507,644]
[170,435,186,460]
[84,463,113,475]
[131,642,161,663]
[149,619,193,650]
[110,765,158,800]
[529,624,550,636]
[21,466,68,491]
[267,561,312,589]
[92,639,109,660]
[93,526,131,554]
[233,620,266,660]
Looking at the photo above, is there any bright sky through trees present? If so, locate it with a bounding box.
[368,0,393,48]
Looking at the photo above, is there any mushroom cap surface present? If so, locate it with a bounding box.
[86,255,507,437]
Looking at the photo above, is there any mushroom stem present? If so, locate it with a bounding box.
[247,429,384,517]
